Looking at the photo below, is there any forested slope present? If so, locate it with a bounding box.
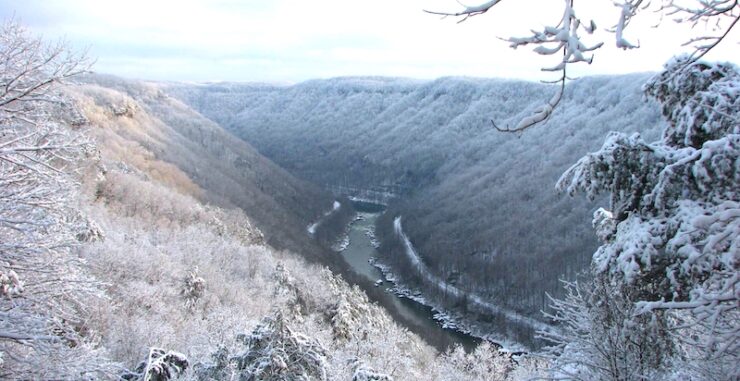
[71,74,340,265]
[32,77,546,380]
[169,75,663,320]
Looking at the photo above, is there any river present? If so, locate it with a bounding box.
[340,201,480,352]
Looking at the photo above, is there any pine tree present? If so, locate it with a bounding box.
[548,57,739,380]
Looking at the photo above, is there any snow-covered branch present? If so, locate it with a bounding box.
[424,0,505,23]
[0,22,91,109]
[428,0,739,131]
[0,20,107,379]
[491,80,564,132]
[613,1,646,49]
[506,1,602,71]
[552,58,740,378]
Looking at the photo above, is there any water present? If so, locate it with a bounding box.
[340,203,480,352]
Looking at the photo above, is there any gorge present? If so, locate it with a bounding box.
[167,74,664,349]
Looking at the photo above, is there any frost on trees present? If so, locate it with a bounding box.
[537,278,676,380]
[0,20,111,378]
[350,359,394,381]
[181,267,206,311]
[195,312,329,381]
[121,347,189,381]
[323,270,389,342]
[427,0,740,132]
[554,57,739,378]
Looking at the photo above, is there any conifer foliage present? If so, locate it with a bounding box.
[551,57,739,380]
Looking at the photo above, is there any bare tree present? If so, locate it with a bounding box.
[429,2,738,380]
[427,0,739,132]
[0,20,112,378]
[538,276,682,380]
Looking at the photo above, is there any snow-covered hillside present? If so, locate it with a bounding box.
[168,75,663,324]
[5,75,544,380]
[71,74,344,266]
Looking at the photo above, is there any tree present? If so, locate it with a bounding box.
[552,57,738,380]
[428,1,738,379]
[427,0,739,132]
[194,312,329,381]
[537,279,675,380]
[0,20,111,378]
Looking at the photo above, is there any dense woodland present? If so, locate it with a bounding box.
[0,24,550,377]
[2,0,737,375]
[169,75,663,324]
[72,74,340,266]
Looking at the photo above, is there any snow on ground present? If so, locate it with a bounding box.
[370,257,529,353]
[393,217,551,332]
[307,200,342,235]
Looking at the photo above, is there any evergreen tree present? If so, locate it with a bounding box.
[549,57,738,380]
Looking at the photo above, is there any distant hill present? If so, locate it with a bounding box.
[167,74,663,321]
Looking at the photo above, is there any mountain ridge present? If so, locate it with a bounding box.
[166,73,664,346]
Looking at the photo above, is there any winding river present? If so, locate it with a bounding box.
[339,201,480,352]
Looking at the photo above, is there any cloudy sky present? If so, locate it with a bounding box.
[2,0,738,82]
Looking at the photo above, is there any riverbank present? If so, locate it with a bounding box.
[373,213,558,351]
[315,201,482,352]
[308,198,555,353]
[371,257,531,353]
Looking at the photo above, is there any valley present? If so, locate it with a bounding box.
[3,3,737,378]
[167,75,663,348]
[53,74,530,379]
[336,202,481,352]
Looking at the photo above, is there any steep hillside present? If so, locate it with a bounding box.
[69,75,504,354]
[70,74,341,266]
[56,78,547,380]
[168,75,663,329]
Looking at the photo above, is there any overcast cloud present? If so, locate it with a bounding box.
[2,0,738,82]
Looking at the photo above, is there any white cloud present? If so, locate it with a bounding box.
[3,0,738,82]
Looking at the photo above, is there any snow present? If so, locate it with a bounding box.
[307,222,319,235]
[464,0,503,13]
[615,3,639,49]
[372,255,530,353]
[554,59,740,374]
[364,224,381,249]
[393,217,551,331]
[307,200,342,235]
[332,234,351,252]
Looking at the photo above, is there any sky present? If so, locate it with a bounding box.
[2,0,738,83]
